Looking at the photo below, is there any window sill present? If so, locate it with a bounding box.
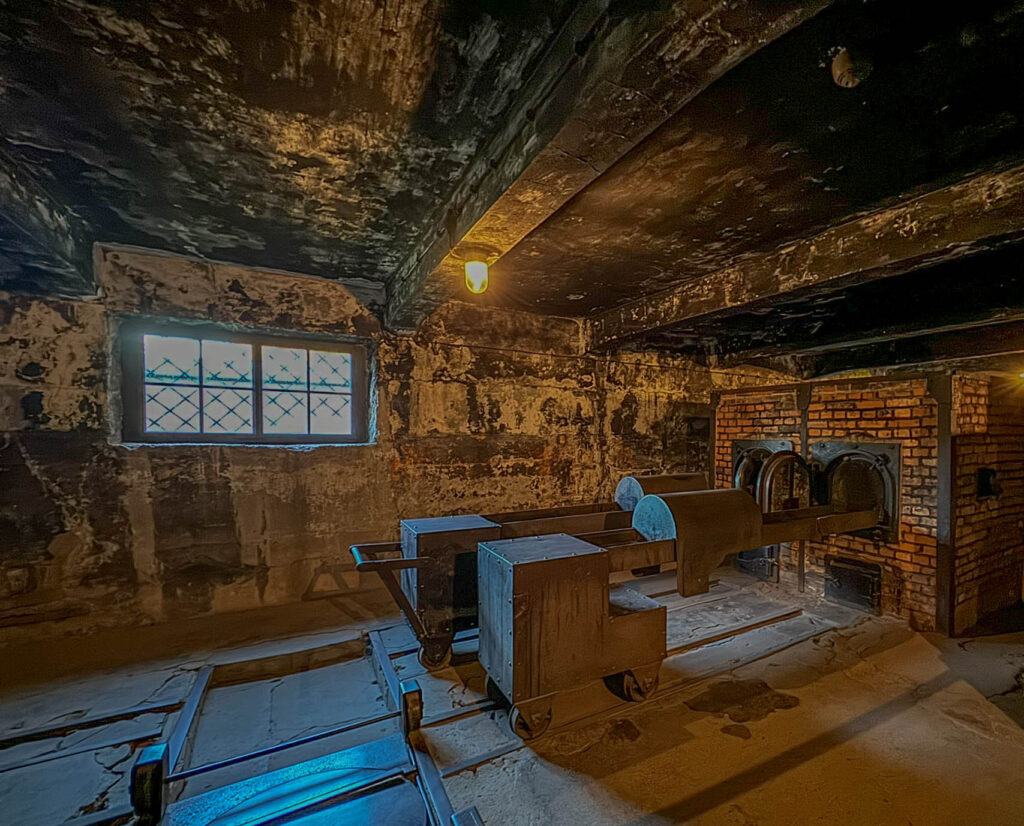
[115,439,375,451]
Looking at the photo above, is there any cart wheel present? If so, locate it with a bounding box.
[622,670,658,702]
[606,670,659,702]
[417,644,452,671]
[509,705,551,740]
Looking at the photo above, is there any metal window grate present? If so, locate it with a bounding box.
[123,322,366,445]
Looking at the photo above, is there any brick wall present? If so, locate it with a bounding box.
[716,378,940,631]
[714,389,802,488]
[952,374,1024,632]
[805,379,939,631]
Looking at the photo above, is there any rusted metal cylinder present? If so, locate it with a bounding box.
[614,472,707,511]
[632,489,763,596]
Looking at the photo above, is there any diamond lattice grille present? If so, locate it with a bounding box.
[203,389,254,433]
[134,331,359,441]
[310,392,352,435]
[145,385,200,432]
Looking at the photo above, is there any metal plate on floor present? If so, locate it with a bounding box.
[166,734,416,826]
[213,776,428,826]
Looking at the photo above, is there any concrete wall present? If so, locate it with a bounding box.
[0,245,773,643]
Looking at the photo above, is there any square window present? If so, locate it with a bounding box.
[144,335,199,384]
[123,322,366,444]
[203,388,254,434]
[145,384,200,433]
[309,350,351,391]
[203,340,253,387]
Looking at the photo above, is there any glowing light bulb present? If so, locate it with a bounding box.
[465,261,488,294]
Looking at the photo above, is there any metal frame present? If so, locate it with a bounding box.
[119,316,370,445]
[130,640,483,825]
[352,520,678,669]
[730,440,794,582]
[368,632,486,826]
[824,555,884,614]
[930,373,956,635]
[732,439,793,494]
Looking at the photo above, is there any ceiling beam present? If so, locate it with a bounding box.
[809,319,1024,375]
[385,0,834,332]
[590,163,1024,350]
[723,308,1024,363]
[0,146,92,294]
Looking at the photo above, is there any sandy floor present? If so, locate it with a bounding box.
[2,573,1023,825]
[441,617,1024,825]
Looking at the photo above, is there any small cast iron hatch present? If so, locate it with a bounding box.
[825,556,882,614]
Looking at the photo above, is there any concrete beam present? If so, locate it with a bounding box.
[591,163,1024,350]
[386,0,834,332]
[810,318,1024,375]
[724,309,1024,363]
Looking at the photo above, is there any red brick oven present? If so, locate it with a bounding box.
[713,374,1024,634]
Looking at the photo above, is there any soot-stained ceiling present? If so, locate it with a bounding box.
[0,0,575,302]
[3,0,1024,374]
[642,240,1024,374]
[491,0,1024,316]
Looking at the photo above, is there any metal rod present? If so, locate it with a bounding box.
[369,630,403,710]
[166,709,400,782]
[421,699,498,729]
[665,609,802,657]
[167,666,213,772]
[410,731,455,825]
[442,741,523,779]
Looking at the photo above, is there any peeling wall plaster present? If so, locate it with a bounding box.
[0,245,782,642]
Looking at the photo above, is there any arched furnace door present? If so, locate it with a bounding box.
[731,440,793,498]
[812,442,900,541]
[733,447,771,496]
[730,441,798,581]
[755,450,812,513]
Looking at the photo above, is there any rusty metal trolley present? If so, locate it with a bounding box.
[350,473,706,669]
[477,533,666,740]
[477,487,883,740]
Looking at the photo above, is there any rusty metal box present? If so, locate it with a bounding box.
[477,534,610,704]
[400,515,501,635]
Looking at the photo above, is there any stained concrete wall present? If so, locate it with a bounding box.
[0,245,777,643]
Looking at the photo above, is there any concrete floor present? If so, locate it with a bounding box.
[2,573,1024,825]
[441,617,1024,825]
